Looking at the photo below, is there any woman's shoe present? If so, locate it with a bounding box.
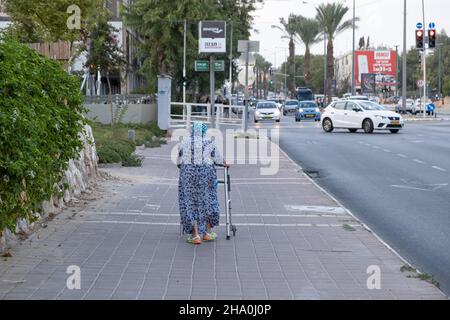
[187,235,202,245]
[203,232,218,242]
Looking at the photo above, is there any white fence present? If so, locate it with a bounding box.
[170,102,247,128]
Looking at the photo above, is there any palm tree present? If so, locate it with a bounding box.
[272,14,299,98]
[295,16,322,88]
[255,54,272,99]
[316,3,357,103]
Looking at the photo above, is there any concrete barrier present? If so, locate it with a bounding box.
[84,103,157,124]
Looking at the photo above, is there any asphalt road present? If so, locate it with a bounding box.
[251,115,450,295]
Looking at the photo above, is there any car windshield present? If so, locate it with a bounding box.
[299,102,317,109]
[358,101,386,111]
[257,103,277,109]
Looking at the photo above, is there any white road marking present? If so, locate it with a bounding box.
[284,205,347,215]
[383,149,391,153]
[372,146,380,149]
[84,220,360,228]
[397,154,408,158]
[432,166,447,172]
[392,183,448,192]
[84,211,344,218]
[413,159,426,164]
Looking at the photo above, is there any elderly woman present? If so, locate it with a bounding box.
[178,122,228,245]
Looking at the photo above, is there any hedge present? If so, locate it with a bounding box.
[0,37,86,232]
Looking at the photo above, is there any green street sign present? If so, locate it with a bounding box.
[195,60,209,72]
[195,60,225,72]
[214,60,225,72]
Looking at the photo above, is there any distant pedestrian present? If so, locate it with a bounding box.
[178,122,229,245]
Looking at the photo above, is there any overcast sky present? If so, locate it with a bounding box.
[251,0,450,68]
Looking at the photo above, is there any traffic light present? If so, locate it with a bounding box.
[416,29,424,49]
[428,29,437,48]
[181,76,188,87]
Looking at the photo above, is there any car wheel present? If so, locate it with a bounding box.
[322,118,334,133]
[390,129,400,134]
[295,118,300,122]
[363,119,374,134]
[254,120,258,123]
[348,129,358,133]
[276,119,281,123]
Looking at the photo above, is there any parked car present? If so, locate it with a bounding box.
[254,101,281,123]
[321,100,404,134]
[283,100,299,116]
[395,99,415,114]
[348,95,370,101]
[295,101,321,122]
[412,98,434,115]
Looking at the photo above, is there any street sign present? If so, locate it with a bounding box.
[214,60,225,72]
[417,80,424,88]
[238,67,255,86]
[416,22,423,29]
[239,53,256,66]
[238,40,260,53]
[429,22,436,29]
[199,21,227,53]
[195,60,209,72]
[195,60,225,72]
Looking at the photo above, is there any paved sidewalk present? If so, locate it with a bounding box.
[0,136,446,300]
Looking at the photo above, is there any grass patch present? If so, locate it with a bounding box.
[91,121,166,165]
[401,265,440,288]
[342,224,356,232]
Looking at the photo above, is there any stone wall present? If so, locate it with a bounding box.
[1,124,99,251]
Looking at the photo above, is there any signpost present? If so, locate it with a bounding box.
[195,60,225,72]
[199,21,227,128]
[238,40,260,133]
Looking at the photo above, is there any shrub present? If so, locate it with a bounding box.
[122,154,143,167]
[97,145,122,164]
[0,37,86,231]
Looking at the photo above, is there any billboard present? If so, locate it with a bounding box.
[361,74,376,94]
[355,50,397,87]
[199,21,227,53]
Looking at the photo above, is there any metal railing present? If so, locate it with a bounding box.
[170,102,246,128]
[84,94,157,105]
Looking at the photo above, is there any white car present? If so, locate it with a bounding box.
[321,100,404,134]
[395,99,415,113]
[412,98,433,115]
[254,101,281,123]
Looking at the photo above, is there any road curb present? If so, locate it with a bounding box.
[277,142,447,297]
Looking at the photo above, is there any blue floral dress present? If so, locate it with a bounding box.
[178,123,223,236]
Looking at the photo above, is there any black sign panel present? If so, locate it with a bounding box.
[200,21,226,39]
[361,73,376,94]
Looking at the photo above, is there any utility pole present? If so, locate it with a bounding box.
[351,0,356,96]
[439,44,442,98]
[183,19,187,117]
[394,45,399,97]
[210,55,216,127]
[402,0,407,113]
[422,0,427,118]
[243,42,250,132]
[229,22,233,95]
[324,32,327,98]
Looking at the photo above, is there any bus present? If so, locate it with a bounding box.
[296,87,314,102]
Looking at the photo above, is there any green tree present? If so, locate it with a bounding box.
[3,0,102,42]
[272,14,300,98]
[254,54,272,99]
[358,36,365,50]
[124,0,261,98]
[294,16,322,87]
[83,11,126,129]
[316,3,356,102]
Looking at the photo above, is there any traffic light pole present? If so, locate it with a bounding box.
[183,19,187,124]
[422,0,427,118]
[402,0,407,113]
